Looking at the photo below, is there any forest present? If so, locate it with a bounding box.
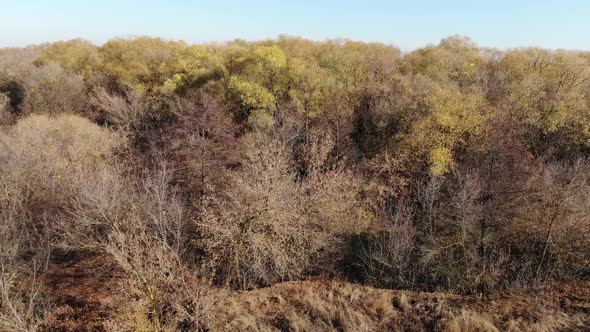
[0,35,589,331]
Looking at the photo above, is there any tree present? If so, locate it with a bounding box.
[499,49,590,156]
[197,139,329,289]
[399,85,485,176]
[34,39,101,78]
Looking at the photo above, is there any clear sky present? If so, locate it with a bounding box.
[1,0,589,51]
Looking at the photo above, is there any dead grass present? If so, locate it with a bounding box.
[446,310,498,332]
[32,251,589,332]
[201,280,589,332]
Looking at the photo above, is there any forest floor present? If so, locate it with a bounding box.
[41,251,124,331]
[39,252,590,331]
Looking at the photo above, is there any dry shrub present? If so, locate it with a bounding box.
[0,203,50,332]
[1,115,119,330]
[506,159,590,285]
[198,139,331,289]
[0,46,44,79]
[351,202,417,289]
[0,48,41,118]
[198,136,369,289]
[302,139,373,237]
[0,114,204,329]
[345,159,589,292]
[0,92,12,125]
[72,166,207,331]
[419,171,511,293]
[0,265,48,332]
[4,113,120,167]
[0,113,122,247]
[87,86,147,129]
[361,152,410,201]
[0,92,7,113]
[0,79,26,121]
[0,113,121,330]
[421,172,486,292]
[21,64,88,116]
[293,131,371,237]
[156,93,243,198]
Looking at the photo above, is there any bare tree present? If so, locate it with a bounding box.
[357,201,417,288]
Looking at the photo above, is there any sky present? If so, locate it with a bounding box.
[1,0,589,51]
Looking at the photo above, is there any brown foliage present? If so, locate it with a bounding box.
[156,93,243,198]
[197,138,369,289]
[21,64,88,116]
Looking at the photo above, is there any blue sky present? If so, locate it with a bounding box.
[1,0,589,51]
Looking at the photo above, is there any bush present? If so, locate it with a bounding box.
[197,140,326,289]
[346,202,417,289]
[0,92,11,125]
[153,93,243,198]
[0,113,122,246]
[101,168,206,331]
[33,39,101,79]
[21,64,88,116]
[0,113,118,331]
[197,138,368,289]
[0,187,50,332]
[0,80,25,117]
[87,86,147,129]
[504,159,590,285]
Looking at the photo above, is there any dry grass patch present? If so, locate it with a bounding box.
[202,280,590,332]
